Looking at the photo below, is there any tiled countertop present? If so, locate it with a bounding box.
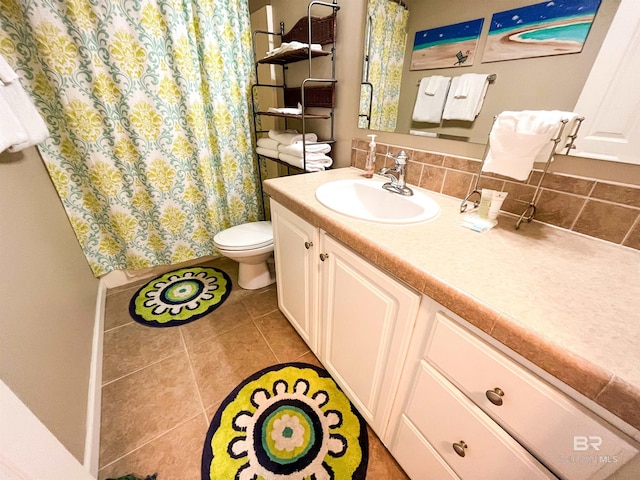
[263,167,640,434]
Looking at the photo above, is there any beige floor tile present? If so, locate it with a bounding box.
[99,352,202,467]
[179,296,253,349]
[104,287,138,331]
[253,309,310,363]
[102,322,184,384]
[241,284,279,318]
[296,350,324,368]
[98,414,209,480]
[366,426,410,479]
[187,323,277,411]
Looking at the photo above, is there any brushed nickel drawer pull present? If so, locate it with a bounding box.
[319,253,329,261]
[486,387,505,406]
[453,440,468,457]
[304,241,313,249]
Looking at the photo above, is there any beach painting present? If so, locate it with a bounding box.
[482,0,602,63]
[410,18,484,71]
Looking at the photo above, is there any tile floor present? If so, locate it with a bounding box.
[99,256,409,479]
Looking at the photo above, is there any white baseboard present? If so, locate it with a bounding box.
[83,279,106,476]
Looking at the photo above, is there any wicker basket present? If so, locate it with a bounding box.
[282,14,337,45]
[284,85,335,108]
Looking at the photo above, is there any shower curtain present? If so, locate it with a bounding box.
[359,0,409,131]
[0,0,261,277]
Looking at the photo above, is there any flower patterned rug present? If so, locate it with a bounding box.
[202,363,369,480]
[129,266,231,328]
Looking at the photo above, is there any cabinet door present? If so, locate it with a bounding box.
[270,200,319,354]
[403,362,556,480]
[572,0,640,165]
[319,232,420,437]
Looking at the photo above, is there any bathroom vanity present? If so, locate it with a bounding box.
[264,168,640,479]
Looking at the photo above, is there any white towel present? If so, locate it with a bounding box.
[278,142,331,156]
[0,94,28,152]
[0,54,49,153]
[268,103,302,115]
[265,42,323,57]
[256,147,279,159]
[0,57,18,83]
[412,76,451,123]
[454,75,472,98]
[268,129,317,145]
[279,152,332,172]
[443,74,490,121]
[257,137,280,150]
[482,110,580,181]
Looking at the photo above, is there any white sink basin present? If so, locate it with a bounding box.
[315,178,440,224]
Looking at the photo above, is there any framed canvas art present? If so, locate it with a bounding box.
[410,18,484,70]
[482,0,602,63]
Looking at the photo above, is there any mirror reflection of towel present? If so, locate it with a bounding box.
[412,76,451,123]
[442,74,490,121]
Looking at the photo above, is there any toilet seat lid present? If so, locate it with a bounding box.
[213,221,273,251]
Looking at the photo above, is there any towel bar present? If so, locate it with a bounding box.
[416,73,496,87]
[460,116,584,230]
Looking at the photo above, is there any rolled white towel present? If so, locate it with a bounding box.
[256,147,279,159]
[278,142,331,156]
[257,137,280,150]
[278,152,332,172]
[268,129,317,145]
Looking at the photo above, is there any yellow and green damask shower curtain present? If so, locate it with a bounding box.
[359,0,409,131]
[0,0,260,276]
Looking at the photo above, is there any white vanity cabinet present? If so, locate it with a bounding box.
[388,298,639,480]
[318,232,420,436]
[271,200,320,354]
[270,199,420,438]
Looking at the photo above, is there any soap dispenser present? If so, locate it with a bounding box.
[364,134,377,178]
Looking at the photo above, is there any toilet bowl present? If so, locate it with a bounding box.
[213,221,275,290]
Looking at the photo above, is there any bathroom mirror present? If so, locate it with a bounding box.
[358,0,620,145]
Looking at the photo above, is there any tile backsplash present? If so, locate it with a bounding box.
[351,139,640,251]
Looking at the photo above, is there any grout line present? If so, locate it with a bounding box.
[568,196,589,231]
[252,315,281,364]
[103,319,134,334]
[101,351,182,388]
[620,211,640,247]
[97,412,206,473]
[180,328,209,420]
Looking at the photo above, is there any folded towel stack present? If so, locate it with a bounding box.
[0,54,49,153]
[257,129,332,171]
[482,110,581,181]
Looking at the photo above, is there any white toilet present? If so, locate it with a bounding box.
[213,221,275,290]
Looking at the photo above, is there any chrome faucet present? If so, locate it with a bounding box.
[378,151,413,196]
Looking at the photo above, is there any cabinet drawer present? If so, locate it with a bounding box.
[392,416,460,480]
[405,361,555,479]
[425,312,638,480]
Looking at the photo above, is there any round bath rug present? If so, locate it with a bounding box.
[129,266,231,328]
[202,362,368,480]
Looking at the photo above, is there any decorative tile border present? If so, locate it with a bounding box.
[351,139,640,250]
